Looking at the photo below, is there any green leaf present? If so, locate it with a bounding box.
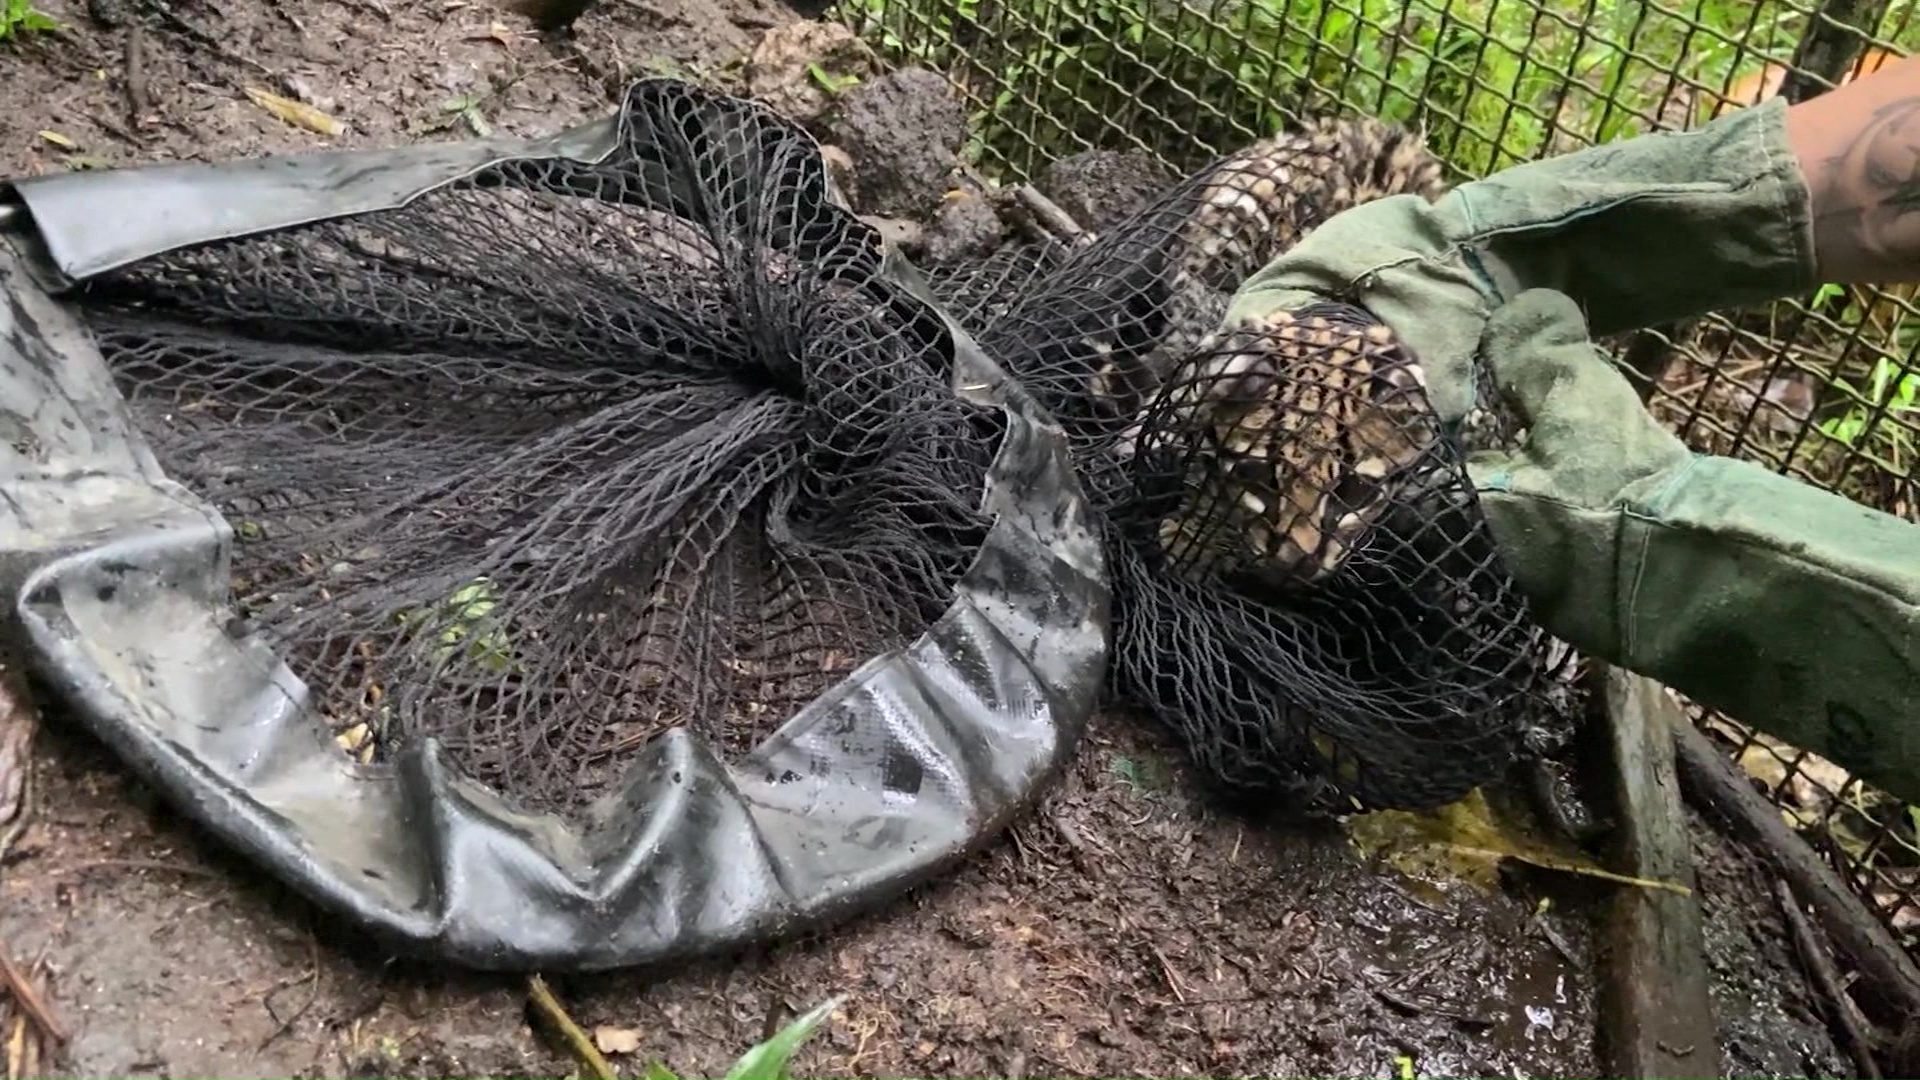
[806,62,861,93]
[643,1062,680,1080]
[1,0,56,38]
[721,996,842,1080]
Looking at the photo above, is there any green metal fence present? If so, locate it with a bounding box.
[835,0,1920,956]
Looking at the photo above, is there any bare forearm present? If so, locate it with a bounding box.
[1786,52,1920,284]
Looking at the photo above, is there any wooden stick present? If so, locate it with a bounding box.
[1594,670,1721,1080]
[0,658,37,866]
[526,974,614,1080]
[1674,717,1920,1023]
[0,940,65,1048]
[1776,879,1884,1078]
[1014,185,1085,238]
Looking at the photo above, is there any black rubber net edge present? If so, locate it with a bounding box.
[0,85,1111,973]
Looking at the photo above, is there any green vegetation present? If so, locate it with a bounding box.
[847,0,1920,180]
[841,0,1920,490]
[397,576,521,675]
[0,0,56,40]
[1820,352,1920,475]
[654,997,841,1080]
[1110,750,1171,793]
[532,982,841,1080]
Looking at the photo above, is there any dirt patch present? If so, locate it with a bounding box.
[1035,148,1175,232]
[0,0,784,181]
[1690,810,1853,1079]
[7,704,1606,1080]
[816,65,968,217]
[0,3,1857,1077]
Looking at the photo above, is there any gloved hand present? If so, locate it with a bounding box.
[1225,96,1816,423]
[1220,95,1920,802]
[1467,288,1920,806]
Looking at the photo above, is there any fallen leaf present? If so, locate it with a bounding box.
[1349,788,1691,896]
[334,722,374,763]
[245,86,343,137]
[7,1004,29,1078]
[592,1026,642,1056]
[36,130,78,151]
[489,20,515,45]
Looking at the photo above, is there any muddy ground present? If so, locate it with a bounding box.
[0,1,1855,1077]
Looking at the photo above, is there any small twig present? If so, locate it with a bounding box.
[1776,879,1884,1079]
[263,0,308,38]
[121,23,148,130]
[0,940,65,1047]
[1047,807,1094,873]
[759,996,785,1041]
[1532,912,1580,967]
[1374,985,1495,1028]
[1674,719,1920,1022]
[257,931,323,1051]
[526,975,614,1080]
[0,659,39,867]
[1013,184,1085,238]
[1149,944,1188,1004]
[87,109,142,148]
[1006,184,1088,247]
[38,858,226,882]
[147,0,277,78]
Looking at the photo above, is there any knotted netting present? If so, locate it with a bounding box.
[72,76,1564,822]
[922,119,1565,813]
[76,80,1005,814]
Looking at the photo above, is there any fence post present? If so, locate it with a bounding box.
[1778,0,1893,103]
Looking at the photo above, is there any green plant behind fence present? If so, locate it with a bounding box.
[848,0,1919,181]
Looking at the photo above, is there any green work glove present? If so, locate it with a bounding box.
[1227,96,1816,423]
[1471,289,1920,807]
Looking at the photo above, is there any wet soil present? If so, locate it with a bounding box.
[0,3,1855,1077]
[7,706,1606,1079]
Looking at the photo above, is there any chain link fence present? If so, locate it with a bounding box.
[835,0,1920,957]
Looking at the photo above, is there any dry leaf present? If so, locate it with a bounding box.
[591,1026,642,1056]
[1349,789,1691,896]
[36,130,78,151]
[334,722,375,764]
[245,86,344,137]
[9,1011,32,1080]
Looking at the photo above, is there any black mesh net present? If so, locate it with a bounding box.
[924,118,1567,813]
[74,78,1566,822]
[78,79,1004,814]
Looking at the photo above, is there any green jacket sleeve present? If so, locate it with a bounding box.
[1225,97,1814,424]
[1470,291,1920,806]
[1221,98,1920,802]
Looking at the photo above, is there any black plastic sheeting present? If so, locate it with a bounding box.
[0,93,1109,972]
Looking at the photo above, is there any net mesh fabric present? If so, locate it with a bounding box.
[80,77,1563,819]
[925,120,1562,813]
[81,80,1003,814]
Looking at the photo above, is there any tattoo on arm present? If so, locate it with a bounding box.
[1811,96,1920,279]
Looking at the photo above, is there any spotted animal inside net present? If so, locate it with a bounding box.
[932,118,1566,814]
[71,75,1566,821]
